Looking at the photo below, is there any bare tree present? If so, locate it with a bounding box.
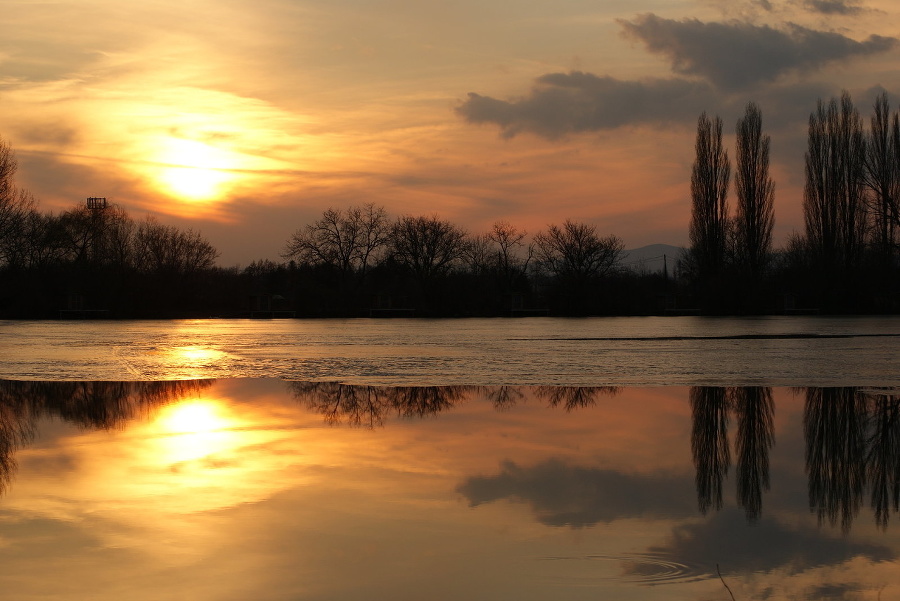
[389,214,468,282]
[463,221,532,279]
[533,220,623,282]
[462,232,493,276]
[283,203,390,279]
[0,137,37,269]
[690,112,731,283]
[489,220,532,281]
[57,202,135,268]
[132,216,219,274]
[733,102,775,283]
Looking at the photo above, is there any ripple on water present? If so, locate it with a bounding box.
[541,552,711,586]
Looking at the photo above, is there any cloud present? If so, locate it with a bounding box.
[802,0,863,15]
[454,69,854,141]
[648,509,894,575]
[457,459,695,527]
[618,14,897,90]
[457,72,713,138]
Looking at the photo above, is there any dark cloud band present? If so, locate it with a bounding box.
[457,72,712,138]
[618,14,896,90]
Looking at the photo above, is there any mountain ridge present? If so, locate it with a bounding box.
[620,244,685,273]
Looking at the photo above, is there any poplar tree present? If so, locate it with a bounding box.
[734,102,774,285]
[864,92,899,259]
[804,92,868,276]
[690,113,731,287]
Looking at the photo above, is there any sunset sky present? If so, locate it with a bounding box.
[3,0,900,265]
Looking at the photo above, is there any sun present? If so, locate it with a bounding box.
[155,138,238,202]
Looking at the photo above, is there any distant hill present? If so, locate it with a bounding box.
[620,244,685,274]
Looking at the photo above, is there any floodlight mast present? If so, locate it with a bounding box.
[86,196,107,211]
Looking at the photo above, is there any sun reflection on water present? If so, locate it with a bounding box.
[173,346,225,364]
[165,346,228,379]
[154,399,237,463]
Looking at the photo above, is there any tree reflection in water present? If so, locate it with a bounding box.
[290,383,622,426]
[687,385,900,530]
[288,382,476,426]
[691,387,732,516]
[481,385,525,411]
[868,393,900,530]
[805,387,868,533]
[0,380,898,532]
[733,386,774,522]
[690,387,776,522]
[535,386,620,410]
[0,379,213,493]
[805,387,900,532]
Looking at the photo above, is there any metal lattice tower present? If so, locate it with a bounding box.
[86,197,108,211]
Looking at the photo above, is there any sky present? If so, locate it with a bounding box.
[3,0,900,266]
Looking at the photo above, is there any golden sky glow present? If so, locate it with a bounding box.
[4,0,900,263]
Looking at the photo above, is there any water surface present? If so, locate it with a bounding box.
[2,316,898,600]
[0,380,897,601]
[1,316,898,385]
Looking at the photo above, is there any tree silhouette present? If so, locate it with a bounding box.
[533,220,623,313]
[0,136,37,270]
[689,112,730,298]
[481,385,526,411]
[863,92,900,272]
[733,102,775,304]
[865,393,900,530]
[289,382,392,428]
[732,386,774,522]
[690,386,731,514]
[535,386,619,411]
[489,220,532,284]
[389,214,468,284]
[804,387,868,533]
[289,382,474,425]
[132,215,219,275]
[283,203,390,281]
[533,220,623,282]
[804,92,868,305]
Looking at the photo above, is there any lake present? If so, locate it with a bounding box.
[0,316,898,600]
[1,315,899,385]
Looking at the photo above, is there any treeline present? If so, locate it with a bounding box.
[0,194,226,317]
[267,207,632,316]
[688,94,899,313]
[1,90,899,317]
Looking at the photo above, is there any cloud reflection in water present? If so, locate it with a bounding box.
[0,380,895,600]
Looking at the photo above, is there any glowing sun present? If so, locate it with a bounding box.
[156,138,237,202]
